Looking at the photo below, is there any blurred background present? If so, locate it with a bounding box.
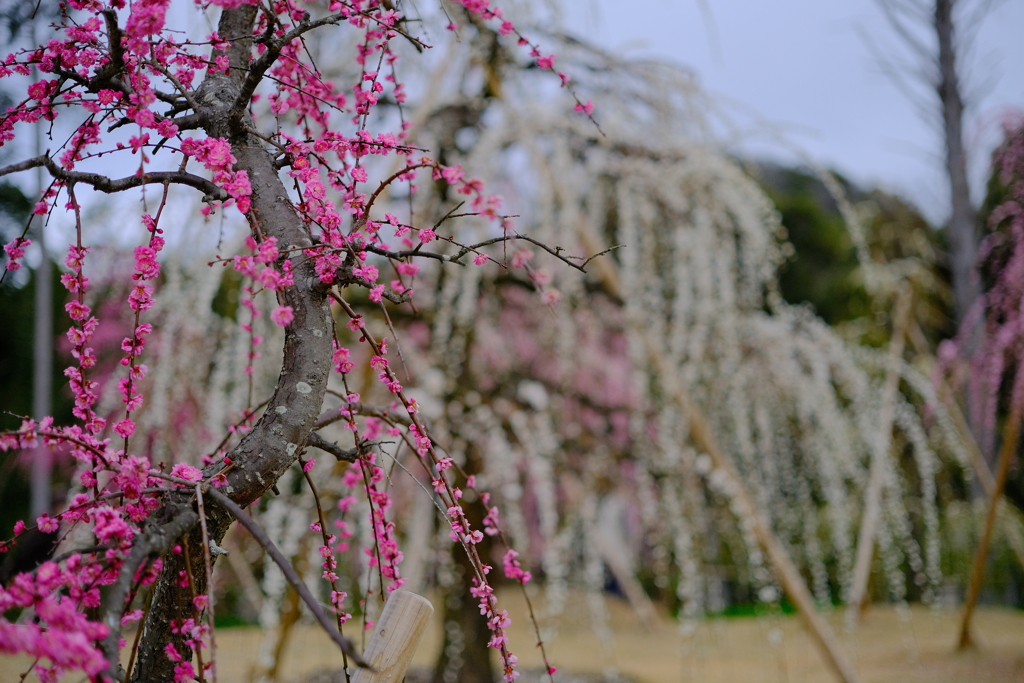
[2,2,1024,682]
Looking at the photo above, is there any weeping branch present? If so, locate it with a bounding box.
[204,486,367,666]
[0,155,229,201]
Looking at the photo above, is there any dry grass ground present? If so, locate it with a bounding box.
[3,593,1023,682]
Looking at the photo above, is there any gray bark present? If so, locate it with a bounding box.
[126,6,342,681]
[934,0,980,324]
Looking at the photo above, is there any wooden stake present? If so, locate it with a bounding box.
[908,321,1024,574]
[352,591,434,683]
[958,406,1022,649]
[846,284,913,625]
[671,381,863,683]
[578,222,862,683]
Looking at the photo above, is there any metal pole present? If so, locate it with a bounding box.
[29,19,53,521]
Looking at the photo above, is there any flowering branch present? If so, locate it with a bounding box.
[0,154,230,201]
[202,486,367,667]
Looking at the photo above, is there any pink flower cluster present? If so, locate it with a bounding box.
[3,237,30,272]
[941,116,1024,440]
[0,561,110,680]
[165,617,211,682]
[230,235,295,367]
[62,243,103,434]
[501,548,532,584]
[469,580,520,682]
[359,456,406,593]
[181,137,252,214]
[114,214,166,440]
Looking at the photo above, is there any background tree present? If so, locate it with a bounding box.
[869,0,988,324]
[222,18,991,683]
[0,2,594,682]
[0,0,67,574]
[948,113,1024,646]
[0,4,1016,683]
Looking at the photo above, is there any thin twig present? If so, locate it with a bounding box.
[298,454,352,678]
[203,486,368,667]
[0,154,230,201]
[306,431,362,462]
[196,485,218,683]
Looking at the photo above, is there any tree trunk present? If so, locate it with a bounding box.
[129,6,337,680]
[578,222,863,683]
[433,543,497,683]
[958,404,1022,649]
[846,284,912,623]
[935,0,979,325]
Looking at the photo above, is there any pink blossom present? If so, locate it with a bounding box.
[36,513,59,533]
[540,288,561,306]
[113,418,136,438]
[333,346,354,374]
[511,249,533,269]
[125,0,171,38]
[271,305,294,327]
[169,463,203,482]
[93,506,134,544]
[441,165,465,184]
[65,300,91,321]
[574,100,595,116]
[173,662,195,683]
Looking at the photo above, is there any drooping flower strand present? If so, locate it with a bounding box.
[297,451,354,677]
[460,473,558,681]
[328,339,407,626]
[0,0,599,678]
[330,291,522,681]
[450,1,599,133]
[62,185,101,435]
[113,183,173,448]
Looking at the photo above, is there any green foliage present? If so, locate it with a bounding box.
[757,166,869,327]
[211,265,244,321]
[0,181,31,230]
[0,180,73,540]
[0,265,74,536]
[753,163,954,347]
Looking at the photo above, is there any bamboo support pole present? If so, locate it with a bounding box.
[668,378,862,683]
[908,321,1024,574]
[846,284,913,624]
[352,591,434,683]
[958,406,1021,649]
[943,384,1024,576]
[578,224,862,683]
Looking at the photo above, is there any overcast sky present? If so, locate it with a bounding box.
[563,0,1024,225]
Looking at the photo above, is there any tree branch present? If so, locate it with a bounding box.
[316,399,412,429]
[305,431,360,462]
[203,486,367,666]
[99,505,200,682]
[0,155,229,200]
